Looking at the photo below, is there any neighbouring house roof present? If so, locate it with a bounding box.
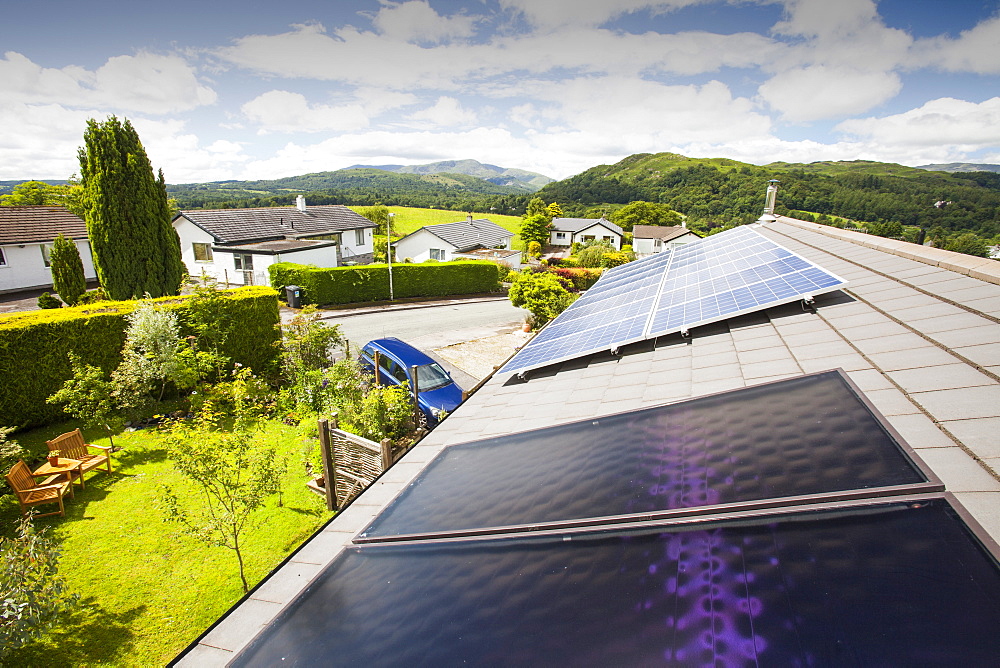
[551,216,624,236]
[175,215,1000,666]
[211,238,341,255]
[631,224,697,242]
[453,248,521,261]
[0,206,87,244]
[176,204,374,245]
[401,218,512,252]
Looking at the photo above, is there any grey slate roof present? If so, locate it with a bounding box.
[176,215,1000,666]
[406,218,512,252]
[631,224,697,242]
[177,204,374,245]
[0,206,87,244]
[551,216,624,236]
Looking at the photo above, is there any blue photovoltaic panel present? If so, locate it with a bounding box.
[499,225,847,376]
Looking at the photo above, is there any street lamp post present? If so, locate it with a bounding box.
[387,212,395,301]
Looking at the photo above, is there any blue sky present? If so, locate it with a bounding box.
[2,0,998,183]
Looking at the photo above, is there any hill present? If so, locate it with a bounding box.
[918,163,1000,174]
[167,168,529,211]
[535,153,1000,237]
[347,159,553,192]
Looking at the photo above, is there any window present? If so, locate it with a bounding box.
[429,248,446,261]
[378,355,409,383]
[602,236,614,244]
[355,229,366,245]
[581,235,595,243]
[555,232,566,240]
[41,244,53,268]
[193,243,213,262]
[307,233,341,243]
[234,253,253,271]
[0,247,6,266]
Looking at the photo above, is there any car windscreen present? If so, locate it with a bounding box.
[415,363,451,391]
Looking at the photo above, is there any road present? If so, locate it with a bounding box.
[316,297,530,388]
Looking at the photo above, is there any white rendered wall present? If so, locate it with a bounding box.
[0,239,96,293]
[394,229,457,263]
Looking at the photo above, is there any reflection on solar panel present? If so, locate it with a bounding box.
[233,499,1000,666]
[499,225,848,376]
[360,371,936,540]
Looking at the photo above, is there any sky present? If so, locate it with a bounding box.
[2,0,999,184]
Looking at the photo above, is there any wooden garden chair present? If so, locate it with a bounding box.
[46,428,112,486]
[5,460,72,518]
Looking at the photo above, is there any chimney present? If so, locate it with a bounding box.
[296,195,306,212]
[467,213,473,223]
[757,180,780,224]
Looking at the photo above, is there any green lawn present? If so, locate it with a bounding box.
[2,419,333,667]
[349,205,526,250]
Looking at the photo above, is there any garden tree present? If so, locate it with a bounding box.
[358,203,390,235]
[610,201,683,232]
[944,232,989,257]
[179,280,234,380]
[508,271,576,330]
[0,179,84,216]
[520,197,554,249]
[49,233,87,306]
[160,391,286,594]
[113,301,219,404]
[47,353,126,450]
[576,239,615,268]
[546,202,563,219]
[78,116,184,300]
[0,514,80,657]
[278,307,347,410]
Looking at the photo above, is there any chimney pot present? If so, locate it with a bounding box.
[296,195,306,212]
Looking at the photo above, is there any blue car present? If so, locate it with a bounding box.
[359,337,465,427]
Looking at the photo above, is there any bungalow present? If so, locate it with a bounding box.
[631,224,701,256]
[172,196,375,286]
[0,206,97,294]
[393,215,519,265]
[549,217,623,250]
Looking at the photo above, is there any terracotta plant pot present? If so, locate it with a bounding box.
[48,456,59,466]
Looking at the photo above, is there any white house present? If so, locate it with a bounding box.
[631,225,701,256]
[0,206,97,294]
[173,196,376,286]
[393,215,519,265]
[549,217,624,250]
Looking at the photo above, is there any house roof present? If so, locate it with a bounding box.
[551,216,624,236]
[175,215,1000,666]
[176,204,374,245]
[212,238,340,255]
[404,218,512,252]
[631,224,697,242]
[0,206,87,244]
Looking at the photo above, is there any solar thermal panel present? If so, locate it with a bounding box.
[499,225,847,376]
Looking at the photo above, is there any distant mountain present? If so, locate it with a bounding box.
[347,159,554,193]
[918,163,1000,174]
[167,167,532,211]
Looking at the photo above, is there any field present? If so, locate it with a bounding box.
[349,205,525,250]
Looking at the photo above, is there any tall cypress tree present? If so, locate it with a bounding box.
[49,233,86,306]
[78,116,184,300]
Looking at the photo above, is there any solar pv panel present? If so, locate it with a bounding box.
[499,225,847,376]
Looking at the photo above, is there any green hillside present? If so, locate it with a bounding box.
[536,153,1000,237]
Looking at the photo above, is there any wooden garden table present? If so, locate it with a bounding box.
[33,457,84,496]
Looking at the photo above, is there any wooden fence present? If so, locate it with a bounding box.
[315,416,413,510]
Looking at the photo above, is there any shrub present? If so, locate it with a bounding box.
[0,286,279,429]
[550,267,602,291]
[527,241,542,258]
[508,272,576,329]
[600,252,631,268]
[37,292,62,309]
[268,261,500,306]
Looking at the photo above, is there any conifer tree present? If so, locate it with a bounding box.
[49,233,86,306]
[78,116,184,300]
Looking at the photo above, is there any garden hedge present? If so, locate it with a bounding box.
[0,286,280,429]
[269,261,501,306]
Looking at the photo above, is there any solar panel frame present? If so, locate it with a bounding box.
[499,225,848,377]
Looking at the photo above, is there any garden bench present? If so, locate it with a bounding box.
[46,428,113,487]
[5,459,72,518]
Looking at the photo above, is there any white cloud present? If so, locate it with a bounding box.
[241,91,371,133]
[497,0,709,30]
[758,66,902,122]
[0,51,215,114]
[835,97,1000,148]
[911,14,1000,74]
[406,96,477,127]
[372,1,476,43]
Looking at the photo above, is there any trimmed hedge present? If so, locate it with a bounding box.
[269,261,501,306]
[0,286,280,429]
